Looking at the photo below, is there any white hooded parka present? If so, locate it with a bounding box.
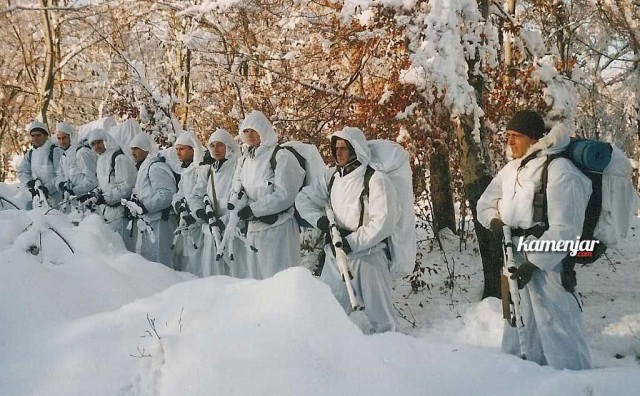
[54,123,98,197]
[88,128,137,252]
[295,127,399,333]
[171,131,207,275]
[477,123,592,369]
[18,129,64,207]
[196,129,242,277]
[131,134,177,268]
[237,111,305,279]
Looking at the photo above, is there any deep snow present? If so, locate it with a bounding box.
[0,184,639,395]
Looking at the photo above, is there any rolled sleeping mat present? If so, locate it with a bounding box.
[566,139,612,173]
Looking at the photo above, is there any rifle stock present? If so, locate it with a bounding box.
[502,225,527,360]
[326,206,362,311]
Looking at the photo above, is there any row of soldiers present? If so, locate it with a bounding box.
[17,111,400,334]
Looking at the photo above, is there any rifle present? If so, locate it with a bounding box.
[54,188,104,214]
[202,194,224,259]
[217,156,258,261]
[172,198,198,251]
[501,226,528,360]
[121,193,154,243]
[219,183,258,261]
[31,179,51,210]
[326,206,363,311]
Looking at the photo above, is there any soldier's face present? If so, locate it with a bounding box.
[335,139,351,167]
[91,140,106,155]
[507,130,537,159]
[210,141,227,161]
[243,129,261,147]
[30,130,48,148]
[131,147,148,163]
[56,132,71,150]
[176,144,194,163]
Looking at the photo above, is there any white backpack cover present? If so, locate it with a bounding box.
[107,119,143,162]
[280,141,326,187]
[593,145,640,248]
[77,117,117,141]
[368,140,416,274]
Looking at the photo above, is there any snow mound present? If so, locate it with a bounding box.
[2,208,640,395]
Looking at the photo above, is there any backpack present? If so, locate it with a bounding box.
[108,149,124,183]
[327,140,416,274]
[270,141,325,188]
[534,138,638,290]
[269,141,326,228]
[27,144,57,165]
[153,155,180,187]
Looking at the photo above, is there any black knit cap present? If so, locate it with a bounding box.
[506,110,545,140]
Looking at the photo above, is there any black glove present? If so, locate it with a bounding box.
[510,261,538,289]
[58,182,66,191]
[341,237,352,254]
[183,214,196,226]
[316,216,330,234]
[489,218,505,239]
[26,180,36,189]
[29,188,38,198]
[213,218,225,233]
[337,227,352,253]
[196,208,207,220]
[94,192,106,206]
[174,200,185,214]
[40,186,49,198]
[238,205,254,220]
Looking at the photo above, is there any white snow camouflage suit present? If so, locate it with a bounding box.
[477,123,592,370]
[236,111,305,279]
[171,131,207,275]
[88,128,137,252]
[130,134,177,268]
[195,128,244,277]
[53,122,98,198]
[295,127,399,333]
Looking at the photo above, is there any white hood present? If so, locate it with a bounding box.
[55,122,79,145]
[238,111,278,147]
[208,128,239,160]
[175,131,204,165]
[331,127,371,166]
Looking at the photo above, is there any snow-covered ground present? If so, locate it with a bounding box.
[1,184,639,395]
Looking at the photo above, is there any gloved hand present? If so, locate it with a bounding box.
[316,216,330,234]
[341,238,352,254]
[94,192,106,206]
[174,200,185,214]
[183,213,196,226]
[26,180,36,189]
[213,218,225,233]
[510,261,538,289]
[238,205,254,220]
[40,186,49,198]
[336,227,352,254]
[196,208,207,220]
[58,182,66,191]
[489,218,505,239]
[29,188,38,198]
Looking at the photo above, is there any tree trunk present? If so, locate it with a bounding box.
[429,139,456,233]
[456,0,503,299]
[37,0,57,125]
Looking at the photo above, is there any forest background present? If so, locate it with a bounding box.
[0,0,638,298]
